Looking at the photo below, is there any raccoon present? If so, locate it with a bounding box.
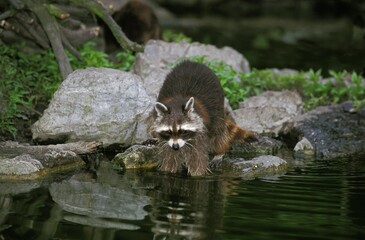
[150,61,257,176]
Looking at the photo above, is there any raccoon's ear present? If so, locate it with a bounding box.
[184,97,195,113]
[155,102,168,116]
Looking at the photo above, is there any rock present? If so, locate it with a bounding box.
[112,144,158,169]
[0,141,101,178]
[291,103,365,158]
[229,155,288,179]
[138,67,170,98]
[293,137,314,155]
[112,140,286,179]
[133,40,250,97]
[0,154,43,175]
[233,90,303,137]
[31,68,154,146]
[229,136,283,158]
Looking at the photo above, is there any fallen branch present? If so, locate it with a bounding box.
[0,141,103,177]
[0,141,102,158]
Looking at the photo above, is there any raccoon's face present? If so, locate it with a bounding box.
[153,97,205,150]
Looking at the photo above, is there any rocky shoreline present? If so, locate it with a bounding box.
[1,40,364,179]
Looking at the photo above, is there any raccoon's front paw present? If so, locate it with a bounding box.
[209,154,224,170]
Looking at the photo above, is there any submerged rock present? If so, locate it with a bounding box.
[233,90,303,137]
[31,68,153,146]
[229,155,288,179]
[290,102,365,158]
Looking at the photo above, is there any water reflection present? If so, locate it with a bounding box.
[136,173,231,240]
[0,156,364,239]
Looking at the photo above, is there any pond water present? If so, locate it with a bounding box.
[1,154,364,240]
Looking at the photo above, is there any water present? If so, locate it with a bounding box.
[1,154,364,240]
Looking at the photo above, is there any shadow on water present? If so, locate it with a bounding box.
[0,154,365,240]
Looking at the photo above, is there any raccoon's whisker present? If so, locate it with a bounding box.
[185,142,198,153]
[157,144,169,155]
[157,141,167,147]
[157,142,170,156]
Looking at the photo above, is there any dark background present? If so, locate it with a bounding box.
[156,0,365,74]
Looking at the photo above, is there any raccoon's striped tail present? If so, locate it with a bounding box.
[226,117,258,143]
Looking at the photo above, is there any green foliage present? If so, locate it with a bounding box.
[0,42,135,137]
[184,56,364,111]
[186,56,247,109]
[162,29,192,43]
[68,42,135,71]
[240,68,365,111]
[0,44,61,137]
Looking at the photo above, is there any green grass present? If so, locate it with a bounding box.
[162,29,192,43]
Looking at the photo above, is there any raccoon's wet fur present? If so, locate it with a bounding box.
[150,61,257,176]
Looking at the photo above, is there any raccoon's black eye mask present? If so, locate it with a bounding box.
[178,129,196,138]
[158,130,196,140]
[159,130,172,140]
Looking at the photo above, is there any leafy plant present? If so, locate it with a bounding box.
[0,42,136,138]
[163,29,192,43]
[186,56,247,109]
[0,44,60,138]
[68,41,135,71]
[240,68,364,110]
[180,57,364,111]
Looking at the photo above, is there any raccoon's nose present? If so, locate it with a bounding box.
[172,143,180,150]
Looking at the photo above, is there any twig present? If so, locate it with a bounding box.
[26,0,72,80]
[70,0,143,52]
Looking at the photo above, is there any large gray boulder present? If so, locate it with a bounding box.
[291,102,365,158]
[31,68,153,146]
[133,40,250,97]
[233,90,303,137]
